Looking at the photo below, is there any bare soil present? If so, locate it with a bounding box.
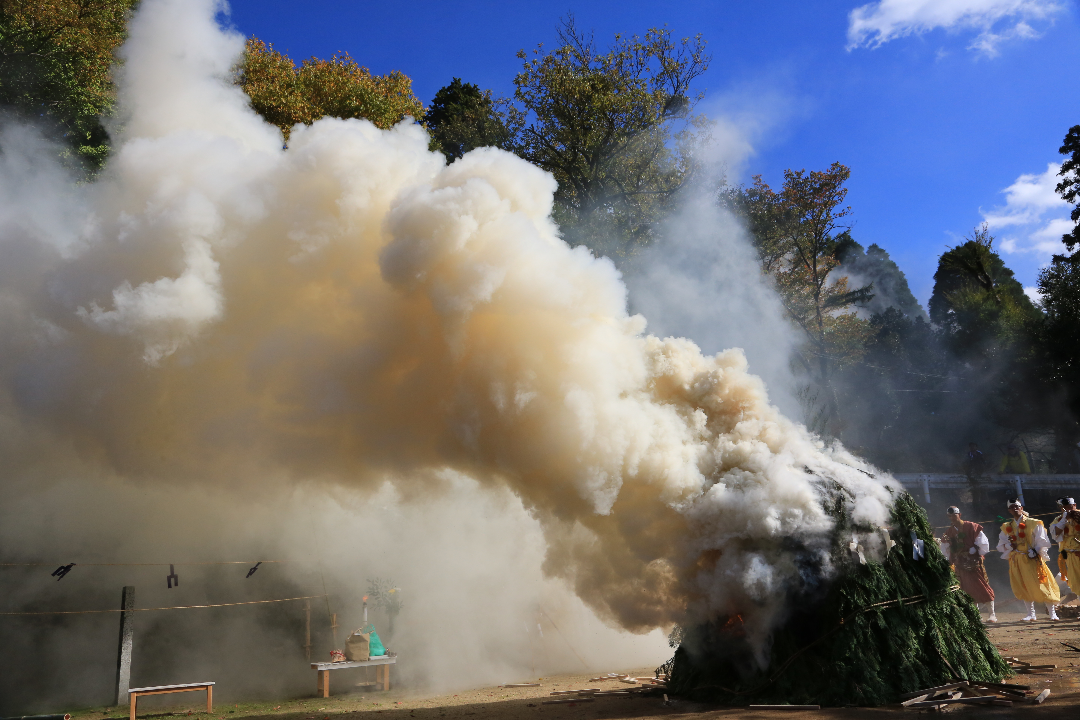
[69,612,1080,720]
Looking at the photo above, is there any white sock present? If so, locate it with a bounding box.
[1047,602,1059,618]
[987,600,996,618]
[1026,601,1037,618]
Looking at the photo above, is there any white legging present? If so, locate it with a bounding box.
[1025,601,1059,617]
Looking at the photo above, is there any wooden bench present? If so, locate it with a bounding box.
[129,682,213,720]
[311,656,396,697]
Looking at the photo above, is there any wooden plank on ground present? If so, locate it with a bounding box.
[899,683,966,700]
[972,686,1028,695]
[900,694,929,706]
[905,697,1009,708]
[1032,689,1051,704]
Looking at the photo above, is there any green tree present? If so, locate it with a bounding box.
[1032,125,1080,469]
[927,225,1048,455]
[1057,124,1080,250]
[0,0,138,169]
[509,17,711,256]
[830,307,953,471]
[836,238,926,320]
[928,224,1039,359]
[424,78,510,163]
[238,38,424,143]
[732,162,873,434]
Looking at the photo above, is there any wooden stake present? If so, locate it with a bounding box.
[303,600,312,661]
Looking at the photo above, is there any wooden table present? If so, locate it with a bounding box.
[311,656,396,697]
[128,682,213,720]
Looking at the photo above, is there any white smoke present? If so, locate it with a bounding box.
[77,238,223,363]
[626,195,802,419]
[0,0,901,696]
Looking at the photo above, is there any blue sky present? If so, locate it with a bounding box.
[223,0,1079,306]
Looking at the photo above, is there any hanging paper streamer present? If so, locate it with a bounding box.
[910,530,926,561]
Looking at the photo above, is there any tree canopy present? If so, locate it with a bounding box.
[424,77,510,163]
[238,38,423,143]
[0,0,137,168]
[1057,125,1080,251]
[508,17,710,256]
[928,224,1039,359]
[730,162,874,434]
[836,238,926,320]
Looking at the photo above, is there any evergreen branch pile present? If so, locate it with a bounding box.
[662,492,1009,706]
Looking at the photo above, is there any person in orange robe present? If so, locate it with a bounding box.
[942,506,996,622]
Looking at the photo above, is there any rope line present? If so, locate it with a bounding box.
[538,608,590,671]
[0,594,326,616]
[933,510,1061,531]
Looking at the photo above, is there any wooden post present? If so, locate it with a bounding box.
[114,586,135,706]
[330,612,338,648]
[318,670,329,698]
[206,685,213,713]
[304,600,312,661]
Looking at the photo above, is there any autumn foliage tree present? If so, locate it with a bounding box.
[0,0,137,168]
[732,162,872,433]
[238,38,423,142]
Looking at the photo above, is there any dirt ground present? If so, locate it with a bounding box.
[69,612,1080,720]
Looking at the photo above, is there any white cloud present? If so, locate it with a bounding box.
[983,162,1066,226]
[1023,285,1043,305]
[847,0,1063,55]
[1032,217,1075,239]
[982,162,1074,262]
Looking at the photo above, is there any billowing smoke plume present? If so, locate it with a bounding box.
[0,0,899,694]
[625,197,802,420]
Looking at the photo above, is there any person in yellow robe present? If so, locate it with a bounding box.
[1050,497,1080,595]
[996,499,1060,621]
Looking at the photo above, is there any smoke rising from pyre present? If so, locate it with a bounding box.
[0,0,899,680]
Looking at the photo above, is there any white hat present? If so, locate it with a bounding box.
[1064,497,1076,505]
[947,506,960,515]
[1007,499,1022,509]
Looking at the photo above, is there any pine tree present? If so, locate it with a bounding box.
[662,492,1009,706]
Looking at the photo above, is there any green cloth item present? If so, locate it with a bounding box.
[362,624,386,656]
